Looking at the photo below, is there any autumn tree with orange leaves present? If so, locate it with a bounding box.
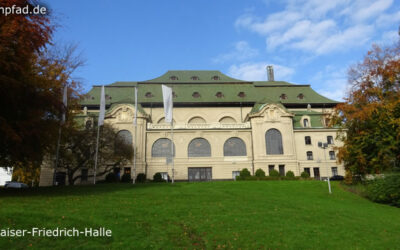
[333,38,400,181]
[0,0,82,169]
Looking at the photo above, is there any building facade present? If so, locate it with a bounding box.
[40,70,344,185]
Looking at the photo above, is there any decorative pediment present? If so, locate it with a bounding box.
[245,103,294,121]
[105,104,147,123]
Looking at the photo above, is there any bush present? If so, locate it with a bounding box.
[301,171,310,178]
[269,169,280,177]
[366,174,400,207]
[286,171,295,178]
[105,173,118,183]
[255,168,266,177]
[121,173,132,183]
[240,168,251,177]
[136,173,146,183]
[153,172,164,182]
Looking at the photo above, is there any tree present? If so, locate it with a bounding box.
[333,39,400,181]
[0,1,84,170]
[57,123,133,185]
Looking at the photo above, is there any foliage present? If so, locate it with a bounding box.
[366,174,400,207]
[239,168,251,177]
[153,173,164,182]
[255,168,266,177]
[236,176,300,181]
[269,169,280,177]
[333,40,400,181]
[121,173,132,183]
[105,173,118,183]
[57,124,133,185]
[300,171,310,178]
[136,173,146,183]
[11,164,40,186]
[286,171,295,178]
[0,1,83,168]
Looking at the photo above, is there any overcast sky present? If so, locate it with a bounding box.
[49,0,400,101]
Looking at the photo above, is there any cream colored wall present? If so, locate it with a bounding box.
[294,129,344,177]
[39,104,346,186]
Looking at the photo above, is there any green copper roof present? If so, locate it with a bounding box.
[292,111,324,128]
[81,70,338,106]
[144,70,245,83]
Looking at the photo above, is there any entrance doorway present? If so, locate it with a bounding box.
[188,167,212,181]
[313,167,320,180]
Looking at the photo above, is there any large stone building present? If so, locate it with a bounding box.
[40,69,344,185]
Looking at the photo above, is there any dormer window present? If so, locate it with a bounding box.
[105,94,112,100]
[172,92,177,98]
[212,75,220,80]
[145,92,153,98]
[238,92,246,98]
[303,118,309,127]
[192,92,200,98]
[216,92,224,98]
[191,76,199,80]
[297,93,304,100]
[280,94,287,100]
[169,76,178,80]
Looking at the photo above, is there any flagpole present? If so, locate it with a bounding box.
[171,86,174,184]
[94,85,105,185]
[133,86,138,184]
[53,86,68,186]
[93,124,100,184]
[53,125,62,186]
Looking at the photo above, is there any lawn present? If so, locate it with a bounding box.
[0,181,400,249]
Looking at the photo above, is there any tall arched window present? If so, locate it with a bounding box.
[265,129,283,155]
[223,137,246,156]
[152,138,175,157]
[188,138,211,157]
[116,130,133,146]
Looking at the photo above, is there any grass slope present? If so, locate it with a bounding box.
[0,181,399,249]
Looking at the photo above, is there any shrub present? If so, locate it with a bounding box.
[269,169,280,177]
[105,173,118,183]
[286,171,295,178]
[301,171,310,178]
[255,168,266,177]
[153,173,164,182]
[366,174,400,207]
[136,173,146,183]
[121,173,132,183]
[240,168,251,177]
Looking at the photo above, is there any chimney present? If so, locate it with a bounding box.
[267,65,274,81]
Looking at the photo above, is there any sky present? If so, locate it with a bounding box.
[47,0,400,101]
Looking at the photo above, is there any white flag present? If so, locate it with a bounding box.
[61,85,68,124]
[134,86,138,125]
[162,85,173,123]
[98,85,105,126]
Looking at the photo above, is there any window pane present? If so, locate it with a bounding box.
[152,138,175,157]
[224,137,247,156]
[265,129,283,155]
[188,138,211,157]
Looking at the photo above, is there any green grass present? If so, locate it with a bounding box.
[1,181,400,249]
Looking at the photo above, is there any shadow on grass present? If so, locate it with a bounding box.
[0,182,180,198]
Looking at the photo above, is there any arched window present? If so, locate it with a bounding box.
[303,118,309,127]
[188,116,206,124]
[158,117,175,124]
[116,130,132,146]
[188,138,211,157]
[152,138,175,157]
[265,129,283,155]
[224,137,246,156]
[219,116,236,124]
